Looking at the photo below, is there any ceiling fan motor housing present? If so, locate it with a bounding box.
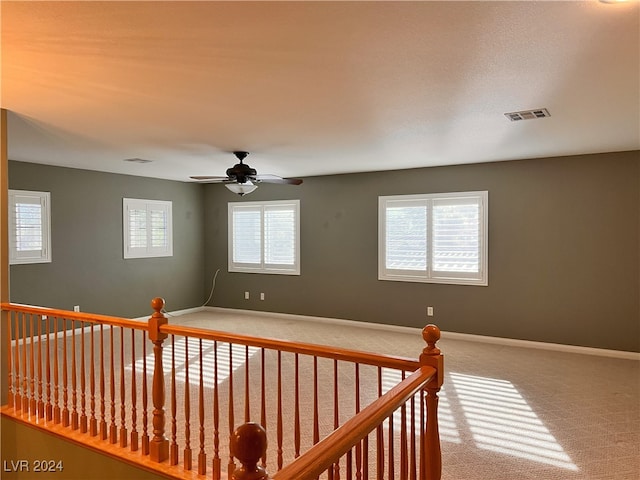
[227,163,257,183]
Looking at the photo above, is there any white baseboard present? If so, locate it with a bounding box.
[198,306,640,361]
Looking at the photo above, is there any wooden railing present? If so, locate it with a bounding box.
[1,298,443,479]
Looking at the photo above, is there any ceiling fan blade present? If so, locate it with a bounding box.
[190,175,230,181]
[253,174,303,185]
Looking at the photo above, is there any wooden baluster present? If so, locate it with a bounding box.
[53,317,60,423]
[294,353,300,458]
[244,345,250,423]
[148,298,169,462]
[130,329,139,451]
[29,313,36,415]
[419,324,443,480]
[230,423,269,480]
[198,339,206,475]
[13,312,21,412]
[332,359,340,480]
[142,331,150,455]
[354,364,362,480]
[410,394,417,480]
[100,324,107,439]
[184,337,192,470]
[7,311,13,409]
[22,312,28,412]
[362,433,369,480]
[277,350,283,470]
[260,348,266,467]
[120,326,127,447]
[313,356,319,445]
[71,320,78,429]
[45,315,52,421]
[388,411,394,480]
[419,390,425,479]
[14,312,22,413]
[62,319,69,426]
[37,316,44,418]
[228,342,236,477]
[212,340,221,480]
[376,366,383,477]
[170,335,178,465]
[80,321,87,433]
[109,325,117,443]
[89,323,97,436]
[400,371,408,480]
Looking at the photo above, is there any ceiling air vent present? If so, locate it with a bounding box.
[504,108,550,122]
[124,158,153,164]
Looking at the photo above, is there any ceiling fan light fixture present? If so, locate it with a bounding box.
[225,181,258,196]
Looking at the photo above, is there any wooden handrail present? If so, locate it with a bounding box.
[270,365,436,480]
[0,302,147,331]
[161,323,420,371]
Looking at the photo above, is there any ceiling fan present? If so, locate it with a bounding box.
[190,151,303,196]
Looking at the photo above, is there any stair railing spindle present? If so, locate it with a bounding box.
[170,335,178,465]
[184,337,192,470]
[212,340,221,480]
[130,329,139,451]
[22,312,28,412]
[29,313,36,415]
[62,318,69,426]
[7,312,13,409]
[89,323,97,436]
[53,317,60,423]
[119,326,127,447]
[71,320,78,429]
[80,321,87,432]
[198,338,206,476]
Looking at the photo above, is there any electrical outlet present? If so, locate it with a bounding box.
[73,305,80,312]
[244,291,250,300]
[260,293,265,301]
[427,306,434,317]
[41,315,47,321]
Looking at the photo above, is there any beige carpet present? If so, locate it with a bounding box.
[169,309,640,480]
[8,308,639,479]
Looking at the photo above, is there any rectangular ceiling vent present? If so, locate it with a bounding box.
[504,108,550,122]
[124,157,153,164]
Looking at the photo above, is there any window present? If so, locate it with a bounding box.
[379,191,488,286]
[123,198,173,259]
[228,200,300,275]
[8,190,52,265]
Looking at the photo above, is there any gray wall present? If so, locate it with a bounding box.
[204,151,640,352]
[7,153,639,351]
[8,161,205,318]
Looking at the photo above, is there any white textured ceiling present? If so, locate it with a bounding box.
[1,1,639,182]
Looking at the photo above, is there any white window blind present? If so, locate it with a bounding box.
[379,191,488,286]
[229,200,300,275]
[9,190,52,265]
[123,198,173,259]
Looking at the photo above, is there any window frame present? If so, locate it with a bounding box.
[8,189,52,265]
[228,199,300,275]
[123,198,173,259]
[378,191,488,286]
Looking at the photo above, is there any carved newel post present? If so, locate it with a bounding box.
[149,297,169,462]
[230,423,269,480]
[419,324,444,480]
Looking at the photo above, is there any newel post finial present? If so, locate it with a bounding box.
[230,423,269,480]
[421,324,441,358]
[149,297,169,463]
